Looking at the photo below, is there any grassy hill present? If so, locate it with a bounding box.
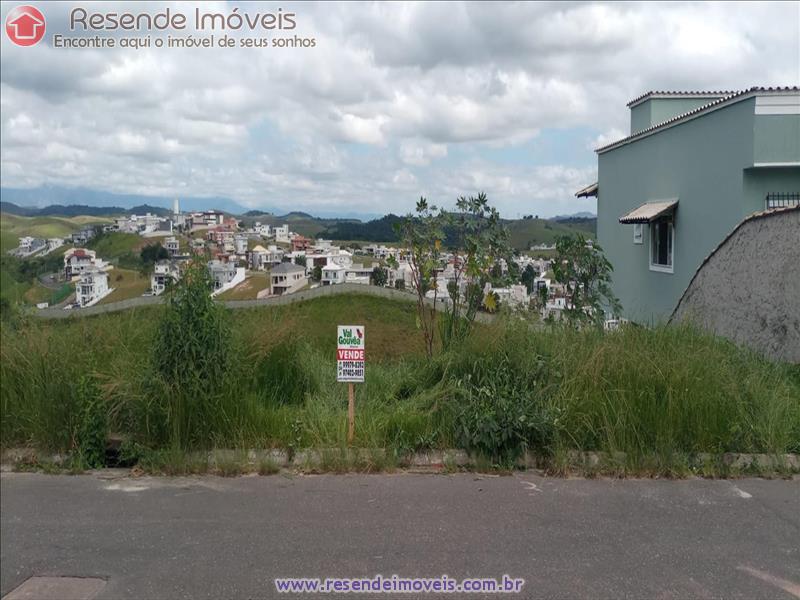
[0,213,111,253]
[505,218,594,250]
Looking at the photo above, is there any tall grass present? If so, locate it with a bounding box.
[2,296,798,467]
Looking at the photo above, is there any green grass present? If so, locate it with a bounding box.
[88,232,146,261]
[1,295,797,476]
[99,268,150,304]
[217,272,269,300]
[0,213,111,253]
[505,218,595,250]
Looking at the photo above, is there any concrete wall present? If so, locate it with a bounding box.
[34,283,496,324]
[672,207,800,363]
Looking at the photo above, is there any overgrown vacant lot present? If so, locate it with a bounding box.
[1,294,798,474]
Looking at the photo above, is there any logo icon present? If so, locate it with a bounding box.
[5,5,46,47]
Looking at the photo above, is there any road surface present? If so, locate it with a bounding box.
[1,472,798,599]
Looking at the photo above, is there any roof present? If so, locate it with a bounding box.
[323,263,346,271]
[599,86,800,154]
[619,200,678,224]
[575,182,598,198]
[251,244,267,252]
[626,90,737,108]
[271,262,305,274]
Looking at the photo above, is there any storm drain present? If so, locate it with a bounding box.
[3,577,106,600]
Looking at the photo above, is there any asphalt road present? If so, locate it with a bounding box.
[1,472,799,599]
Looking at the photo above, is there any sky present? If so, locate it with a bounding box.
[1,1,798,218]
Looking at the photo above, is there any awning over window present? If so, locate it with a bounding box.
[618,199,678,224]
[575,182,598,198]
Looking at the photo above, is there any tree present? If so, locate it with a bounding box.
[439,192,511,350]
[294,254,306,267]
[394,198,446,358]
[140,243,169,265]
[521,264,537,293]
[371,266,388,287]
[312,265,322,282]
[551,234,621,327]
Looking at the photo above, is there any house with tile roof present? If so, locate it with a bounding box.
[577,86,800,323]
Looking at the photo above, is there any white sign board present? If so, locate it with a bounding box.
[337,325,365,383]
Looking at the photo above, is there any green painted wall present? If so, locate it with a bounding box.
[629,97,722,134]
[599,96,800,323]
[754,115,800,164]
[630,103,651,135]
[743,167,800,214]
[599,100,754,323]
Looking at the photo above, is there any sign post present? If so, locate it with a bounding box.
[337,325,364,444]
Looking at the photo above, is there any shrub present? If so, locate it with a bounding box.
[443,328,554,464]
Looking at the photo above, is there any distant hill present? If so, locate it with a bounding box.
[0,201,171,218]
[0,186,255,215]
[325,214,403,242]
[505,218,595,250]
[2,200,597,251]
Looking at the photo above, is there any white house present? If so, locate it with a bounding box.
[345,263,375,285]
[234,234,248,254]
[321,263,346,285]
[270,262,307,295]
[274,225,290,243]
[76,268,111,307]
[64,248,109,279]
[165,236,180,257]
[249,244,284,270]
[13,237,46,257]
[208,260,246,296]
[490,284,530,309]
[150,260,181,296]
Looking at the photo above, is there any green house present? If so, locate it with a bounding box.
[580,87,800,323]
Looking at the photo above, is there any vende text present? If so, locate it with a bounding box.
[337,349,365,361]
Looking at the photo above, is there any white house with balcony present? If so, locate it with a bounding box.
[150,260,181,296]
[76,268,112,307]
[64,248,110,280]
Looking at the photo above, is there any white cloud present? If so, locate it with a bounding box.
[0,1,797,216]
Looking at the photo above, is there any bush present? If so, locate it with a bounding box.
[443,331,554,464]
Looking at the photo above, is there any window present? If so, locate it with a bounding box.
[650,217,673,273]
[633,223,643,244]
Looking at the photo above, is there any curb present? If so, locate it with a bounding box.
[3,448,799,474]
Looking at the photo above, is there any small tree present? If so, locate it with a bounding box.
[551,234,621,327]
[394,198,446,358]
[439,192,511,350]
[294,254,306,267]
[312,265,322,282]
[371,266,388,287]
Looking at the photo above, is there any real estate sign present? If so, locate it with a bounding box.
[337,325,365,383]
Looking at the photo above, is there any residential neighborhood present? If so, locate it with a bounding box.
[1,3,798,600]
